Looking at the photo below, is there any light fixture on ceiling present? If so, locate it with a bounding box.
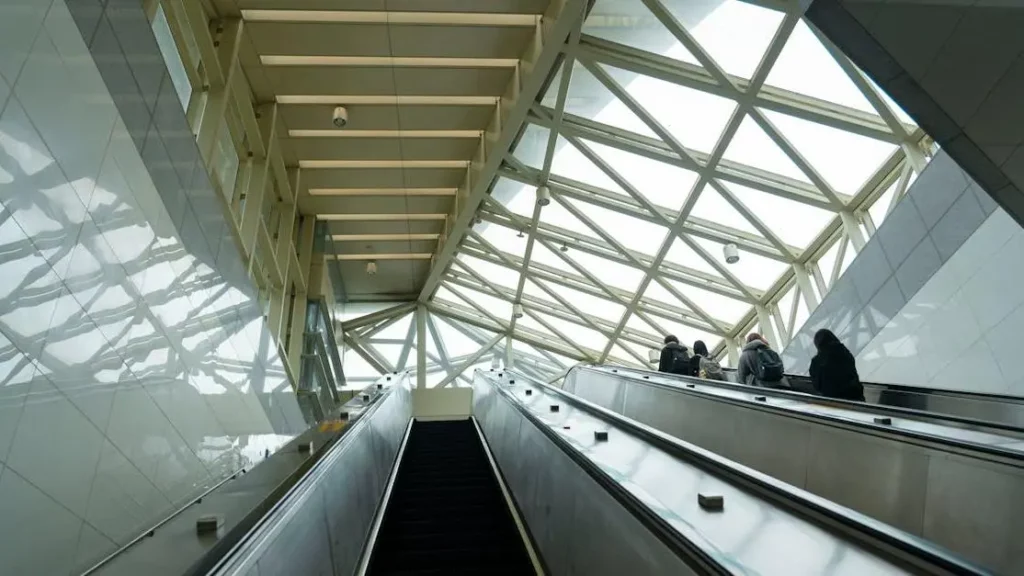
[366,261,378,275]
[517,229,525,238]
[513,303,524,318]
[724,243,739,264]
[536,185,551,207]
[332,106,348,128]
[473,215,483,225]
[560,242,568,252]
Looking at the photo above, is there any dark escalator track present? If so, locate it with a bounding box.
[367,419,535,575]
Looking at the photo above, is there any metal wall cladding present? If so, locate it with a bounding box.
[222,382,413,576]
[568,371,1024,574]
[471,376,698,576]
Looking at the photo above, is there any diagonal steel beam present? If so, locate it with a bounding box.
[419,0,588,302]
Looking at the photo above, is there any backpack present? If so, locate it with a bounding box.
[699,356,725,380]
[755,348,785,382]
[669,347,691,375]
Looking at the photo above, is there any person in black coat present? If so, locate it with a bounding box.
[809,329,864,401]
[658,335,690,375]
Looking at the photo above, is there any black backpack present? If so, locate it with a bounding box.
[669,347,691,375]
[756,348,785,382]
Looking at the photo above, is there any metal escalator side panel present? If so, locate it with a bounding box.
[207,378,414,576]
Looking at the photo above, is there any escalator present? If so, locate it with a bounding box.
[367,420,535,575]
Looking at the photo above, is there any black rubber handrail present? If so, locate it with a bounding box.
[479,372,732,576]
[720,366,1024,405]
[499,370,988,576]
[594,364,1024,439]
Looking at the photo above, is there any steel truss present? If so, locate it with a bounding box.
[414,0,932,369]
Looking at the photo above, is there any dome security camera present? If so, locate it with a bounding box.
[332,106,348,128]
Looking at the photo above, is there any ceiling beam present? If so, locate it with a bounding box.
[418,0,589,302]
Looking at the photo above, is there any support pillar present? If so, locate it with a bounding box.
[792,263,820,311]
[755,305,779,349]
[416,305,427,388]
[839,211,866,253]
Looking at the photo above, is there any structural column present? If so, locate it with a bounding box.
[416,305,427,388]
[792,263,820,312]
[754,305,779,350]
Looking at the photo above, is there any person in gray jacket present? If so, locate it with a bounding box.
[736,333,787,388]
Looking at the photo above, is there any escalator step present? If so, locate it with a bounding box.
[367,419,534,575]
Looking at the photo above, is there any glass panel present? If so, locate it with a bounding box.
[213,117,239,201]
[664,279,750,326]
[692,236,788,292]
[517,313,559,338]
[434,316,485,357]
[723,116,809,183]
[477,221,528,259]
[603,64,736,155]
[550,136,629,195]
[490,177,535,219]
[528,242,579,276]
[456,254,519,291]
[561,61,657,139]
[583,0,698,64]
[761,109,898,196]
[665,237,719,276]
[722,181,834,248]
[531,310,607,352]
[585,138,698,212]
[537,278,625,322]
[562,248,645,293]
[626,312,663,339]
[375,313,412,340]
[661,0,785,79]
[690,185,759,235]
[608,343,638,365]
[151,4,192,110]
[511,123,550,169]
[342,347,380,378]
[569,198,666,255]
[764,20,874,113]
[816,239,841,290]
[435,284,467,307]
[539,198,601,240]
[869,179,900,232]
[450,284,513,320]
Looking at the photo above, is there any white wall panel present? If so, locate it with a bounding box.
[0,1,307,573]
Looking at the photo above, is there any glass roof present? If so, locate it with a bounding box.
[345,0,932,379]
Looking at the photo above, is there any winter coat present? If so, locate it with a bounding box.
[810,341,864,401]
[658,342,690,374]
[737,339,786,387]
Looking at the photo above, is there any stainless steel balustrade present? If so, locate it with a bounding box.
[564,364,1024,574]
[474,369,983,576]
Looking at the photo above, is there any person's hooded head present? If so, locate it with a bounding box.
[693,340,709,357]
[663,335,687,351]
[813,329,842,352]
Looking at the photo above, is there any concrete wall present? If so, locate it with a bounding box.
[857,207,1024,395]
[782,151,999,373]
[0,0,305,573]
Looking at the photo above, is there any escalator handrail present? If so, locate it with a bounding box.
[497,369,988,576]
[196,378,403,576]
[590,364,1024,440]
[478,371,733,576]
[718,365,1024,405]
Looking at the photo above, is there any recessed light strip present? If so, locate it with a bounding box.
[261,55,518,68]
[309,188,458,196]
[289,129,483,138]
[277,95,498,106]
[332,233,441,241]
[328,253,434,261]
[241,10,539,27]
[318,213,448,221]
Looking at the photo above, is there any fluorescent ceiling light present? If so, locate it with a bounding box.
[300,160,469,169]
[309,188,458,196]
[241,10,539,26]
[332,233,441,241]
[290,129,482,138]
[276,95,498,106]
[318,213,448,221]
[328,253,434,261]
[260,55,517,68]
